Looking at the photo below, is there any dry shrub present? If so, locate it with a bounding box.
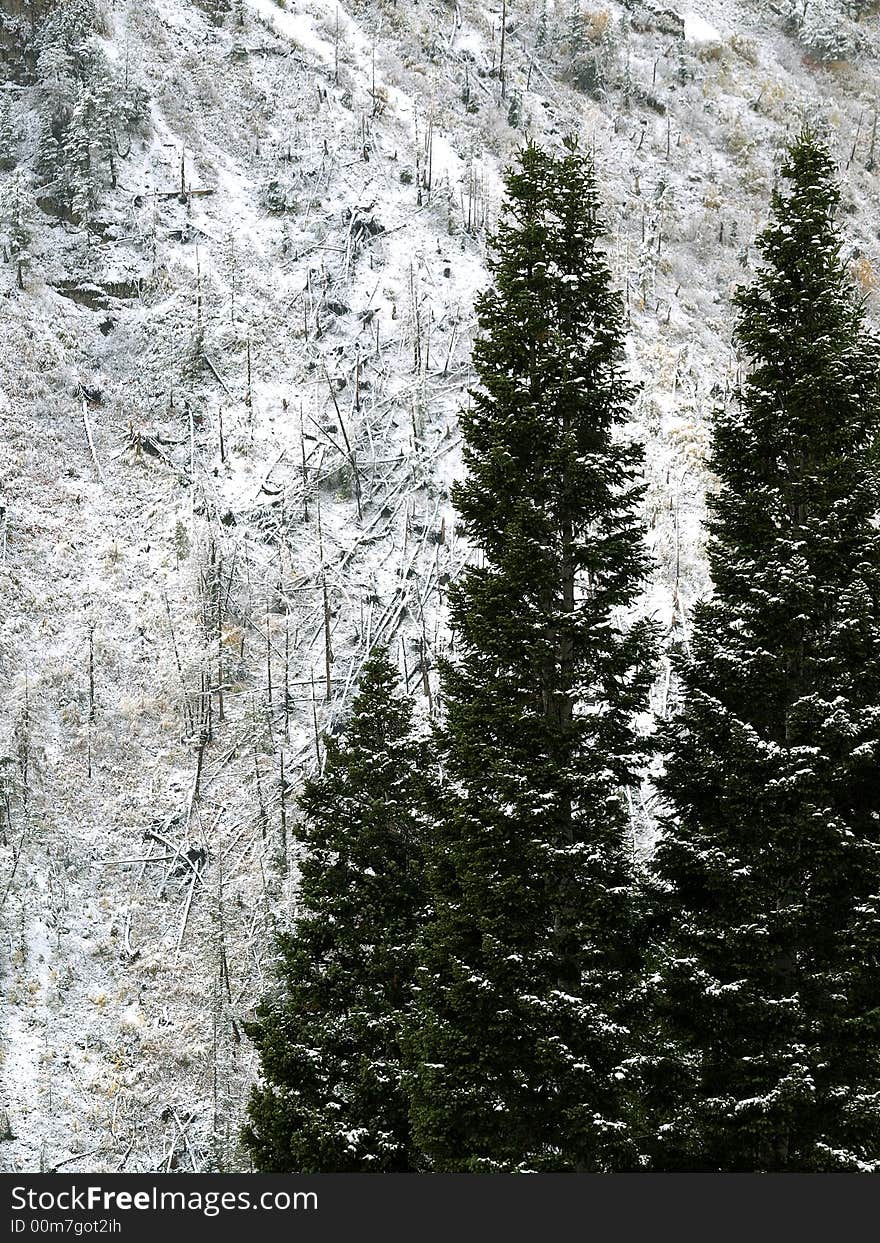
[852,255,879,292]
[698,42,724,63]
[586,9,611,43]
[729,34,758,64]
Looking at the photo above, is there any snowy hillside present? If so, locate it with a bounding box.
[1,0,879,1172]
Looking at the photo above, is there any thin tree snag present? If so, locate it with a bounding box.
[87,621,96,780]
[175,866,199,954]
[145,827,203,881]
[320,360,363,519]
[154,188,216,201]
[322,574,333,701]
[82,400,106,484]
[499,0,507,98]
[191,728,208,815]
[162,590,194,736]
[279,750,288,870]
[266,594,274,707]
[299,406,310,521]
[284,611,291,738]
[93,855,180,866]
[310,673,322,768]
[0,823,27,912]
[49,1148,108,1173]
[203,353,233,397]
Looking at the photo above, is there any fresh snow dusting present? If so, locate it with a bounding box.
[684,14,722,46]
[1,0,879,1172]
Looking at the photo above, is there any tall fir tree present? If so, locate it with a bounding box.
[407,139,656,1172]
[646,130,880,1171]
[244,648,428,1172]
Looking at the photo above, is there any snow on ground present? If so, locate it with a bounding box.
[684,13,722,46]
[1,0,879,1170]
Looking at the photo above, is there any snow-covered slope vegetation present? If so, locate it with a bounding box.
[1,0,878,1172]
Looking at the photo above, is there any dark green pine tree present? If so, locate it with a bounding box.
[407,139,656,1172]
[647,129,880,1171]
[244,648,428,1172]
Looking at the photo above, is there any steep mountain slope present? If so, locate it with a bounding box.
[1,0,878,1172]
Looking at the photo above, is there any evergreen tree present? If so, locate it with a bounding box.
[64,83,99,224]
[0,1,56,83]
[30,1,146,220]
[407,139,656,1172]
[244,648,428,1172]
[0,169,34,288]
[783,0,858,62]
[0,95,19,171]
[647,130,880,1172]
[194,0,231,23]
